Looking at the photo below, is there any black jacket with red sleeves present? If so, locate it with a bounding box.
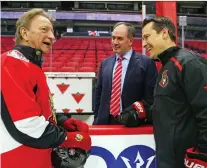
[152,46,207,168]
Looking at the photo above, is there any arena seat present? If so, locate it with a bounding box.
[78,67,95,72]
[42,67,58,72]
[1,36,206,73]
[84,58,96,63]
[201,53,207,60]
[55,57,68,62]
[81,62,96,68]
[60,66,76,72]
[65,62,80,68]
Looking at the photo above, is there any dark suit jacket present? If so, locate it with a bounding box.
[93,50,158,125]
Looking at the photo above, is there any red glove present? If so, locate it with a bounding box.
[185,147,207,168]
[60,132,91,151]
[132,101,147,119]
[63,118,89,133]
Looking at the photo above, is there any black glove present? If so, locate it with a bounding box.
[116,100,150,127]
[51,147,90,168]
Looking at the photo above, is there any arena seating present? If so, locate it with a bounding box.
[1,36,207,73]
[185,40,207,53]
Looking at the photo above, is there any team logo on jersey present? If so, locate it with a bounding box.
[7,50,29,62]
[159,70,169,88]
[75,134,83,142]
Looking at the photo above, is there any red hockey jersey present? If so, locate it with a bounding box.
[1,46,66,168]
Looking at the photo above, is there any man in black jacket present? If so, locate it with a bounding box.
[118,16,207,168]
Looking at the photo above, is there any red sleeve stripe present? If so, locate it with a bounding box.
[170,57,183,71]
[133,101,147,119]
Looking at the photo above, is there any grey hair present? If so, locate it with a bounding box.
[15,8,53,44]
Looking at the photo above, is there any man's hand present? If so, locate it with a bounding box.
[185,147,207,167]
[63,118,89,133]
[60,132,91,151]
[116,101,147,127]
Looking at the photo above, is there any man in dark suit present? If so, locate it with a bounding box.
[93,22,158,125]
